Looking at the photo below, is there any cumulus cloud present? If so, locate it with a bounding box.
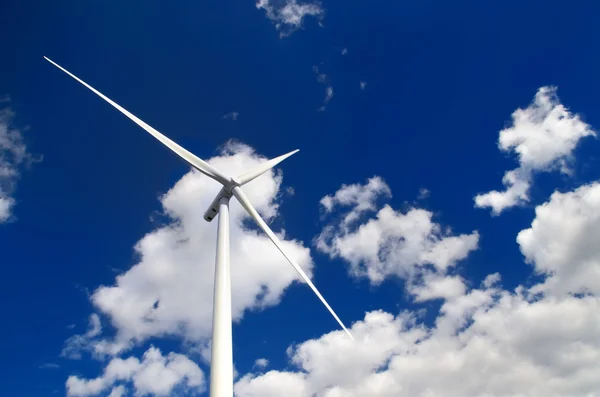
[236,174,600,397]
[235,281,600,397]
[475,86,595,215]
[518,181,600,297]
[64,142,314,358]
[257,0,324,37]
[0,97,37,223]
[316,177,479,299]
[66,346,204,397]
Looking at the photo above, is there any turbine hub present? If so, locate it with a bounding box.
[224,176,241,193]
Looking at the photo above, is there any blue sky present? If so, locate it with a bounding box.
[2,0,600,396]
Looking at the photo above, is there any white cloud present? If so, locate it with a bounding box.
[518,181,600,297]
[66,346,204,397]
[132,348,204,396]
[411,273,466,302]
[0,98,37,223]
[65,142,314,358]
[324,86,334,104]
[254,358,269,369]
[359,81,367,90]
[236,177,600,397]
[316,178,479,293]
[475,86,595,215]
[257,0,324,37]
[341,48,348,56]
[417,188,430,200]
[107,386,126,397]
[235,273,600,397]
[319,176,391,228]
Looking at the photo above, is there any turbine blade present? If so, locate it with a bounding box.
[231,186,353,339]
[44,56,230,186]
[237,149,299,186]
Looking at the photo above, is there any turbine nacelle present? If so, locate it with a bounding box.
[204,187,232,222]
[204,151,299,222]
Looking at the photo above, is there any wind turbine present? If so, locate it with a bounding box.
[44,57,352,397]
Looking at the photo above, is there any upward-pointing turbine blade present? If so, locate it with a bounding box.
[231,186,353,340]
[43,56,230,186]
[237,149,299,186]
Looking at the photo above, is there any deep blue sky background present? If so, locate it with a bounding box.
[2,0,600,395]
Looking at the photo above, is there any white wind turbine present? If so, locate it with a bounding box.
[45,57,352,397]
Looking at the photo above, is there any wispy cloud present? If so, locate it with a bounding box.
[360,81,367,90]
[256,0,324,38]
[61,314,103,360]
[417,187,430,199]
[0,96,39,223]
[313,66,334,111]
[324,86,334,104]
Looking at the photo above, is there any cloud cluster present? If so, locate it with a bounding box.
[236,179,600,397]
[66,346,204,397]
[316,177,479,300]
[257,0,324,37]
[236,283,600,397]
[475,86,595,215]
[0,97,36,223]
[63,142,313,358]
[61,135,600,397]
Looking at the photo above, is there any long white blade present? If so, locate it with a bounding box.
[237,149,299,186]
[44,56,230,186]
[232,186,353,339]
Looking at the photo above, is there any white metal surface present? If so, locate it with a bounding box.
[204,187,232,222]
[210,197,233,397]
[237,149,299,186]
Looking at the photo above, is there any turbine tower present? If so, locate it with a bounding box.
[44,57,352,397]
